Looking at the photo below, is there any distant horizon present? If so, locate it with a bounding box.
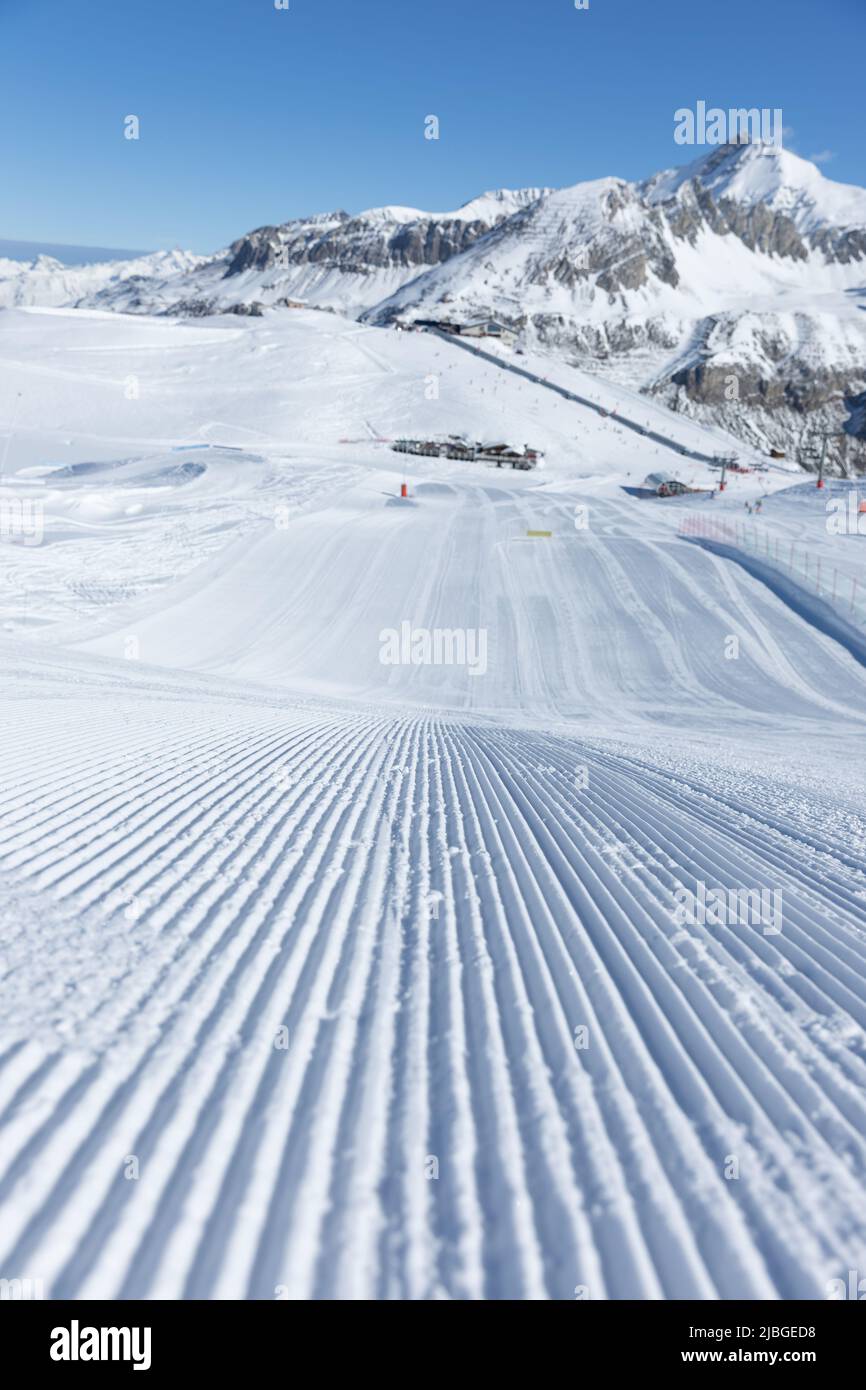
[0,238,153,267]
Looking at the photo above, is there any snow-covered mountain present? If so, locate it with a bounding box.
[372,145,866,321]
[0,248,204,310]
[6,144,866,470]
[645,143,866,256]
[368,145,866,472]
[81,188,548,319]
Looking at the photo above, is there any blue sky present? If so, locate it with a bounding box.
[2,0,863,253]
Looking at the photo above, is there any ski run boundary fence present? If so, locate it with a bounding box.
[679,513,866,631]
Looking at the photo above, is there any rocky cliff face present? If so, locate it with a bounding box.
[224,210,512,278]
[636,149,866,472]
[644,311,866,474]
[654,179,811,260]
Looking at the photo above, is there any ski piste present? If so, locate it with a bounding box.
[0,302,864,1299]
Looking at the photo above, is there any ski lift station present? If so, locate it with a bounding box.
[643,472,694,497]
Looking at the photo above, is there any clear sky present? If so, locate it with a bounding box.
[2,0,863,253]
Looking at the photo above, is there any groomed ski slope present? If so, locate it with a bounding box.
[1,309,865,1299]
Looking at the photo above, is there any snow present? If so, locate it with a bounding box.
[353,191,544,225]
[441,187,549,222]
[648,143,866,233]
[0,305,865,1299]
[0,248,205,311]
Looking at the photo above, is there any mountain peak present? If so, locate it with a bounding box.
[646,142,866,231]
